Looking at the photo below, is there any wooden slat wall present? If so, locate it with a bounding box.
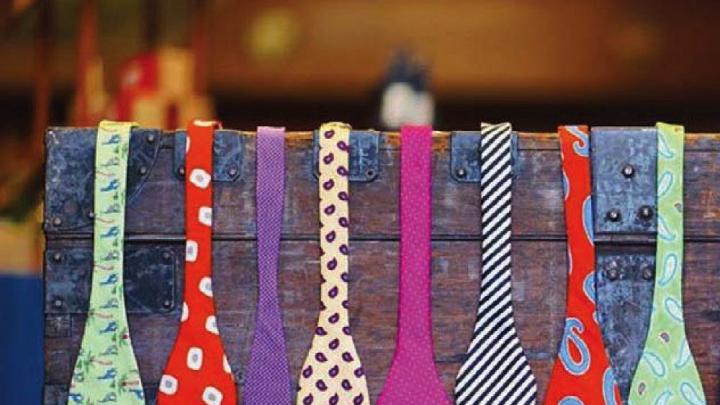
[43,132,720,404]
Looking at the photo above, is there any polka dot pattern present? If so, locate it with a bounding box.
[297,122,369,405]
[157,120,237,404]
[377,125,451,405]
[243,126,293,404]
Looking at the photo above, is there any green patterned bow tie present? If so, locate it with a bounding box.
[628,122,706,405]
[68,120,145,405]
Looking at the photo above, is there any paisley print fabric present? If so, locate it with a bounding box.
[544,125,621,404]
[68,120,145,405]
[296,122,369,405]
[628,123,706,405]
[158,120,237,405]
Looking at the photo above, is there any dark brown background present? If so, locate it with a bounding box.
[44,131,720,404]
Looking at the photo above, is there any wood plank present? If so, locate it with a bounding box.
[45,131,720,239]
[44,240,720,403]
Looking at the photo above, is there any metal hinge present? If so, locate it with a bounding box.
[173,129,244,182]
[591,127,659,401]
[312,130,381,182]
[449,131,519,182]
[596,248,655,399]
[591,127,658,239]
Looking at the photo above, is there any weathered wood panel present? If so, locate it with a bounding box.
[44,239,719,403]
[44,131,720,404]
[44,132,720,239]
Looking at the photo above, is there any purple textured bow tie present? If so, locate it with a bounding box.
[243,126,293,404]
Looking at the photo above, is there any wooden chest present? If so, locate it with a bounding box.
[43,128,720,404]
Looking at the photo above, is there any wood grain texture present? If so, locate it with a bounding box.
[44,240,719,403]
[44,132,720,404]
[45,131,720,239]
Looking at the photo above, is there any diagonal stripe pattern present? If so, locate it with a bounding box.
[454,122,538,405]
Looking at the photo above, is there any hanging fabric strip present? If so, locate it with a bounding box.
[158,120,237,405]
[244,126,293,405]
[378,125,451,405]
[68,120,145,405]
[454,122,538,405]
[629,123,706,405]
[544,125,621,404]
[297,122,370,405]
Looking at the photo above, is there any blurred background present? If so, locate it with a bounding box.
[2,0,720,401]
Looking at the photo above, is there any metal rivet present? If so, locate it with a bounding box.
[177,167,186,177]
[162,299,172,309]
[52,298,63,309]
[146,134,156,143]
[52,217,62,227]
[87,211,95,220]
[51,252,62,263]
[227,166,238,178]
[642,266,654,281]
[456,167,467,178]
[606,268,619,281]
[621,164,635,178]
[162,251,172,262]
[139,166,148,176]
[366,169,376,179]
[638,205,653,221]
[605,259,620,281]
[606,209,622,222]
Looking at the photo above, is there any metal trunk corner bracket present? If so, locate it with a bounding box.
[44,127,163,232]
[44,244,179,316]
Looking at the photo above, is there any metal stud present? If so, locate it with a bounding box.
[177,166,186,177]
[52,217,62,227]
[642,266,654,281]
[227,165,239,178]
[162,251,172,262]
[146,133,156,143]
[162,299,173,309]
[51,252,62,263]
[621,163,635,178]
[139,166,148,176]
[606,268,619,281]
[52,298,63,309]
[606,260,620,281]
[606,209,622,222]
[87,211,95,220]
[638,205,653,221]
[455,167,467,178]
[365,169,376,179]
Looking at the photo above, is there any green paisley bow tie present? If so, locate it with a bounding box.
[68,120,145,405]
[628,122,706,405]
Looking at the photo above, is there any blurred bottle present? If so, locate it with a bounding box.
[379,50,435,130]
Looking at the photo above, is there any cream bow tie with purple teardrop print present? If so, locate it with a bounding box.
[297,122,369,405]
